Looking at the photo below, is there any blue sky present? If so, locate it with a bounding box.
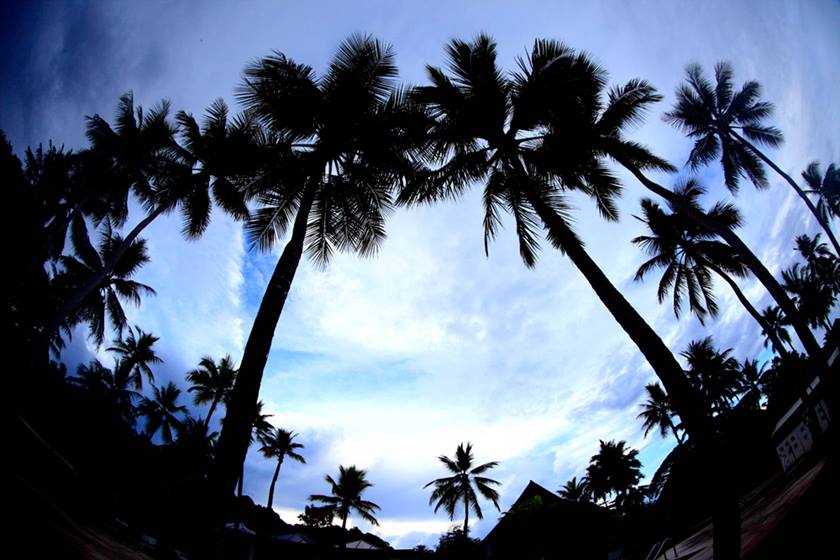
[2,0,839,549]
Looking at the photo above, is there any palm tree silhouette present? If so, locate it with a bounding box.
[632,179,790,356]
[637,382,684,445]
[309,465,380,531]
[682,338,743,417]
[187,355,237,428]
[664,62,839,255]
[213,34,425,500]
[425,442,501,538]
[52,225,155,347]
[760,306,794,352]
[137,381,187,444]
[401,35,709,442]
[70,359,140,424]
[107,326,163,390]
[259,427,305,510]
[802,162,840,227]
[585,440,642,507]
[558,476,592,502]
[782,234,839,331]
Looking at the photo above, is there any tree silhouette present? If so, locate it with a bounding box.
[585,440,642,507]
[637,382,684,444]
[664,62,839,255]
[187,355,237,428]
[682,338,743,417]
[309,465,380,531]
[802,162,840,227]
[213,34,426,500]
[259,427,305,510]
[138,381,187,444]
[425,442,501,537]
[558,476,592,503]
[107,326,163,390]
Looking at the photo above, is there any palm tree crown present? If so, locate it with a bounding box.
[558,476,591,503]
[425,442,501,537]
[107,326,163,389]
[137,381,187,444]
[585,440,642,507]
[309,465,381,530]
[259,427,305,510]
[637,382,683,444]
[186,354,237,427]
[803,162,840,224]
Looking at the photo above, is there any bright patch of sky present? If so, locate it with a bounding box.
[2,0,838,549]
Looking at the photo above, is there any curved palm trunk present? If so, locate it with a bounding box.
[267,458,283,510]
[731,131,840,256]
[617,158,824,364]
[204,396,221,429]
[44,204,167,339]
[211,186,315,505]
[701,259,790,358]
[527,194,711,441]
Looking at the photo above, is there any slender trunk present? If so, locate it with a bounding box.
[527,193,711,442]
[267,458,283,510]
[211,186,316,505]
[44,205,167,339]
[731,131,840,256]
[669,418,684,445]
[463,493,470,538]
[616,158,824,363]
[702,259,790,358]
[204,396,220,429]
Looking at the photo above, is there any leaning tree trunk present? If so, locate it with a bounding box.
[204,396,221,429]
[529,193,741,560]
[731,130,840,256]
[211,186,315,507]
[616,158,825,364]
[700,258,790,358]
[44,204,167,339]
[266,458,283,510]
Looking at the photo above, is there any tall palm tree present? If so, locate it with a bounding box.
[45,93,251,343]
[309,465,381,531]
[585,440,642,507]
[425,442,501,537]
[259,427,305,510]
[803,162,840,226]
[632,179,790,356]
[107,326,163,390]
[213,34,426,500]
[682,338,743,417]
[52,225,155,347]
[558,476,591,503]
[637,382,684,445]
[664,62,840,255]
[401,35,710,442]
[137,381,187,444]
[187,355,237,428]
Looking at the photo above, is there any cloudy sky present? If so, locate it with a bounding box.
[2,0,838,549]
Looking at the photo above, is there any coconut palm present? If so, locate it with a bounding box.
[70,359,140,424]
[585,440,642,507]
[782,234,839,331]
[213,34,425,499]
[760,306,794,352]
[632,179,789,356]
[682,338,743,417]
[637,382,684,444]
[187,355,237,428]
[664,62,839,255]
[259,427,305,510]
[425,442,501,537]
[107,326,163,390]
[309,465,381,530]
[803,162,840,225]
[52,225,155,347]
[558,476,591,503]
[46,92,252,343]
[137,381,187,444]
[401,35,712,444]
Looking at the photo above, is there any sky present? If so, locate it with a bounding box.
[2,0,839,549]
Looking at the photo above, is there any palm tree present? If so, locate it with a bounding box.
[309,465,381,531]
[558,476,591,502]
[425,442,501,537]
[760,306,794,352]
[213,34,425,500]
[46,92,252,343]
[137,381,187,443]
[259,427,305,510]
[664,62,840,255]
[70,359,140,424]
[803,162,840,226]
[107,326,163,390]
[632,179,790,356]
[187,355,237,428]
[52,225,155,347]
[585,440,642,508]
[682,338,743,417]
[401,35,710,442]
[637,382,684,444]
